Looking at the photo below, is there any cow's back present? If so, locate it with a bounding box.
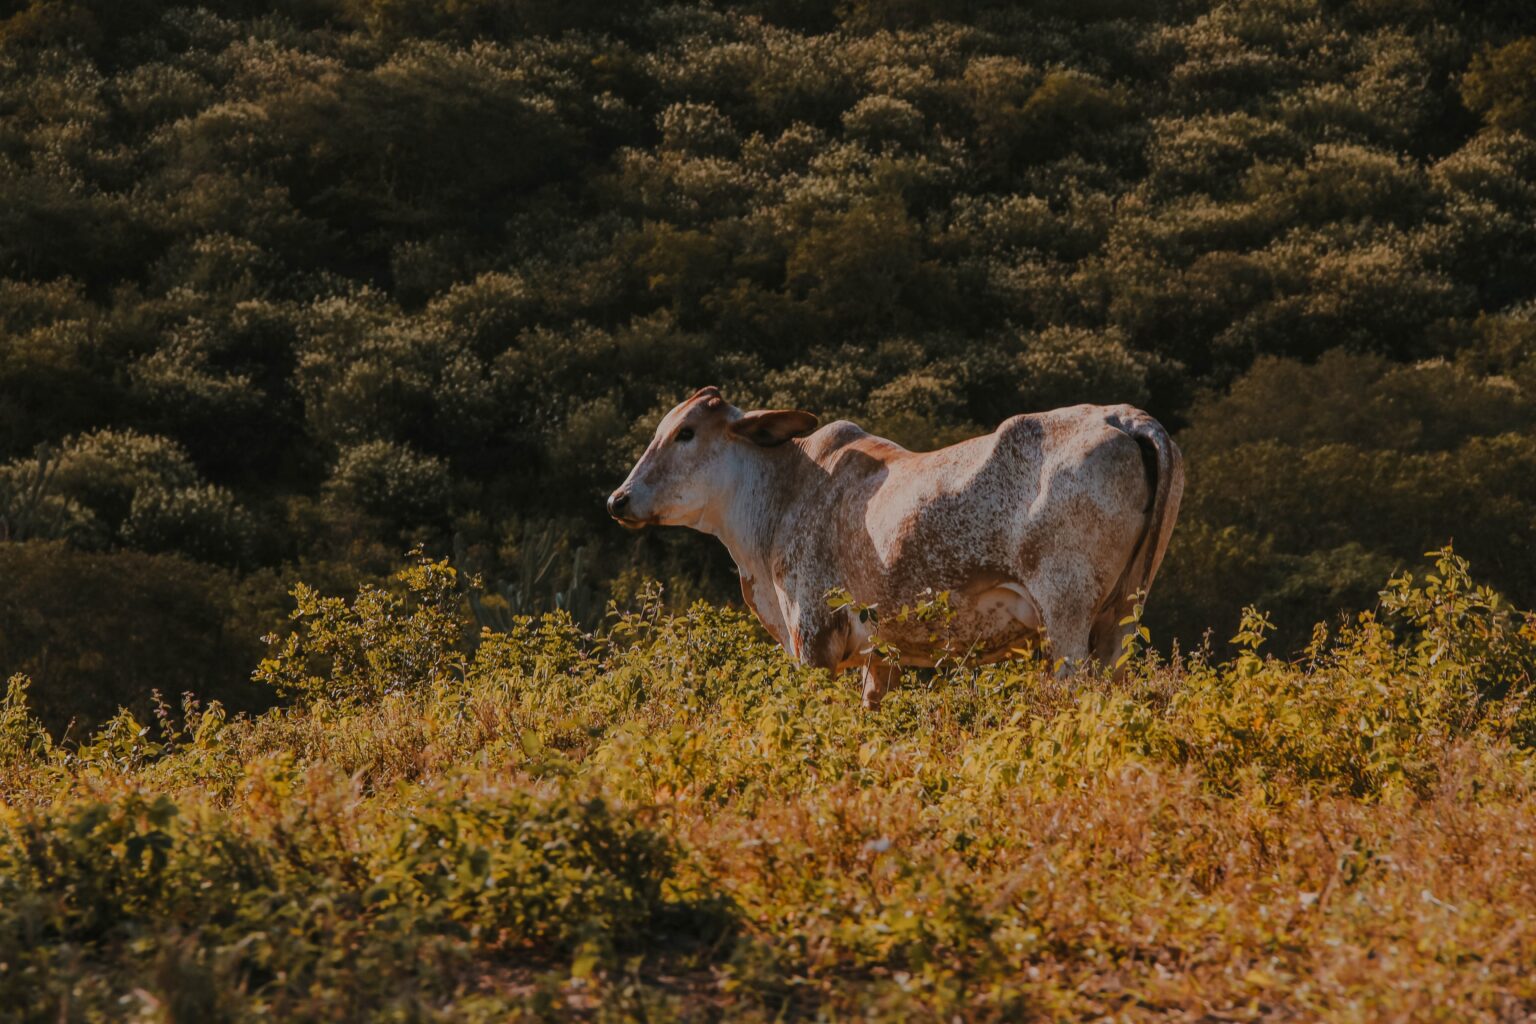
[781,407,1153,659]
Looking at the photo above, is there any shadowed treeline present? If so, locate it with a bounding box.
[2,0,1536,727]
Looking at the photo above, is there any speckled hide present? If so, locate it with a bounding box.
[609,388,1184,707]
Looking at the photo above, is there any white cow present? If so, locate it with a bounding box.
[608,387,1183,707]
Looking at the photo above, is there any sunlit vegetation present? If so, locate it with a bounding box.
[2,550,1534,1019]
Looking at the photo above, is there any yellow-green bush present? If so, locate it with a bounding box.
[2,549,1535,1020]
[0,770,715,1021]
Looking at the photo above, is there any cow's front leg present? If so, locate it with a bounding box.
[861,660,900,710]
[789,600,893,709]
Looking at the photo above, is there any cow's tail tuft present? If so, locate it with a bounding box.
[1106,408,1185,620]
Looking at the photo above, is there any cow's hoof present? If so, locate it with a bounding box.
[860,663,897,710]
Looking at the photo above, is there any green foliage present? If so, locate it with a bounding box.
[2,552,1536,1018]
[4,0,1536,724]
[0,542,272,736]
[254,552,465,704]
[0,430,254,564]
[1379,546,1536,704]
[1152,348,1536,648]
[0,780,704,1020]
[122,484,255,565]
[0,445,62,542]
[4,2,1536,1010]
[459,523,596,630]
[1016,325,1151,411]
[0,675,52,781]
[324,438,452,530]
[375,787,682,955]
[1463,37,1536,136]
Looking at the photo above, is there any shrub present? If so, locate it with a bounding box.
[255,553,464,705]
[842,94,926,149]
[46,430,199,525]
[1462,37,1536,136]
[658,101,740,158]
[323,439,452,530]
[784,194,922,332]
[0,542,266,736]
[4,550,1536,1018]
[1015,325,1150,411]
[0,430,258,563]
[121,482,255,566]
[375,787,679,953]
[1160,350,1536,649]
[3,0,1536,667]
[0,779,703,1019]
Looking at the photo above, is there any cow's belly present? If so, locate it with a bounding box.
[963,582,1045,658]
[851,581,1045,667]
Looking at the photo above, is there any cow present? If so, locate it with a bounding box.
[607,387,1184,708]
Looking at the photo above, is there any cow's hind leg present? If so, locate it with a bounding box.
[1040,601,1094,678]
[861,661,900,710]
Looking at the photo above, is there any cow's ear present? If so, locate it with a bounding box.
[729,409,819,446]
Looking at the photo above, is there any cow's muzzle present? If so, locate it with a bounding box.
[607,489,646,529]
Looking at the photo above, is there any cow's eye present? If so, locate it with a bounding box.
[676,427,695,443]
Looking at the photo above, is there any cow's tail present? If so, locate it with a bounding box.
[1105,408,1185,620]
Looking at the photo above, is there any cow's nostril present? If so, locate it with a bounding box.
[608,492,630,516]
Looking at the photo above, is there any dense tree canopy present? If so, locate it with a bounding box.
[2,0,1535,727]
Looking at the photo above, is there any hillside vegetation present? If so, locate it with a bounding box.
[2,0,1536,728]
[1,549,1534,1020]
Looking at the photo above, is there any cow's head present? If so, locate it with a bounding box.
[607,387,818,529]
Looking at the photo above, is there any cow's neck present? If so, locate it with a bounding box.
[692,445,799,586]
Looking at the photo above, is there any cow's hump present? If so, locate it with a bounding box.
[799,420,907,465]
